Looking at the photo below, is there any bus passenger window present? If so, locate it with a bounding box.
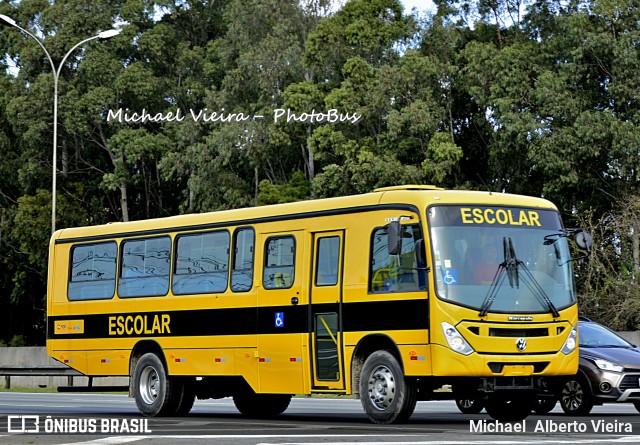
[231,228,255,292]
[119,237,170,298]
[315,237,339,286]
[263,236,295,289]
[68,242,117,300]
[173,231,230,295]
[370,224,425,293]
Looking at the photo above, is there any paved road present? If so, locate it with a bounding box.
[0,393,638,444]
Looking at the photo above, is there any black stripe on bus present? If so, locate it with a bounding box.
[54,204,419,244]
[47,298,429,339]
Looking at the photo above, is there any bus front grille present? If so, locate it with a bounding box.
[489,328,548,337]
[488,362,550,374]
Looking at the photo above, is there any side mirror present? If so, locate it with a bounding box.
[387,221,403,255]
[575,230,593,252]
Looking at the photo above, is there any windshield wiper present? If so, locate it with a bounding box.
[479,237,560,318]
[478,237,517,317]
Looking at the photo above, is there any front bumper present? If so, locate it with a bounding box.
[432,343,578,377]
[587,371,640,403]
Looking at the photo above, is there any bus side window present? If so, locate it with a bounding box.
[263,236,295,289]
[231,227,255,292]
[315,237,340,286]
[173,230,230,295]
[118,236,171,298]
[68,241,117,300]
[370,224,424,293]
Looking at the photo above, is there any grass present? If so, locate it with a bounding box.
[0,387,128,394]
[0,387,59,393]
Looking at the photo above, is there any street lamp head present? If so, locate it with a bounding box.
[0,14,17,26]
[98,29,121,39]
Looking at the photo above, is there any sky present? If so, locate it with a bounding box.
[401,0,437,14]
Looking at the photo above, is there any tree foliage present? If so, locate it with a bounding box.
[2,0,640,343]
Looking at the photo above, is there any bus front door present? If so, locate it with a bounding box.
[257,230,307,394]
[310,231,345,391]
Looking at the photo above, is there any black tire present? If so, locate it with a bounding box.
[173,381,196,416]
[533,396,557,414]
[485,393,535,422]
[233,392,292,418]
[132,352,176,417]
[560,376,593,415]
[455,398,485,414]
[359,350,417,424]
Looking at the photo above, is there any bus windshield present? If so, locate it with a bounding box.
[428,205,576,314]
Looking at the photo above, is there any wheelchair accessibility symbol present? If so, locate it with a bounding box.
[275,312,284,328]
[442,269,458,285]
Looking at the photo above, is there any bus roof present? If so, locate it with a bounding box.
[53,186,557,241]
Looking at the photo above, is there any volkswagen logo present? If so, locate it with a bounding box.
[516,338,527,351]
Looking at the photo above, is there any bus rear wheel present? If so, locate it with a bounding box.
[485,393,535,422]
[233,392,292,418]
[359,350,416,424]
[173,380,196,416]
[133,352,177,416]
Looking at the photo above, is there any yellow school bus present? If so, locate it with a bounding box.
[46,185,589,423]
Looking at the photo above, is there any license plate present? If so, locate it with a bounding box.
[503,365,534,376]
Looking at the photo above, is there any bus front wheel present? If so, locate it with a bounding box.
[359,350,416,424]
[133,352,176,416]
[485,392,535,421]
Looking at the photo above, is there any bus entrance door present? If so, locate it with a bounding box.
[257,230,307,394]
[310,231,345,391]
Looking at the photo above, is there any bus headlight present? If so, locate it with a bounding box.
[441,322,474,355]
[561,328,577,355]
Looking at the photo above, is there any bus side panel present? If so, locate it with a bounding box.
[46,235,57,360]
[86,349,130,376]
[399,343,432,376]
[343,330,431,375]
[48,342,89,375]
[255,333,306,394]
[48,240,90,374]
[234,348,259,391]
[165,348,236,376]
[84,338,132,376]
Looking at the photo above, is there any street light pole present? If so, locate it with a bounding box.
[0,14,120,234]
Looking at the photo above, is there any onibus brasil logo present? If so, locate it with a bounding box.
[6,415,151,434]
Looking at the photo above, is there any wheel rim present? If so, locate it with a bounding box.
[561,380,583,412]
[139,365,160,405]
[367,365,396,411]
[459,399,475,409]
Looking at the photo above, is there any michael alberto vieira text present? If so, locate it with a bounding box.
[470,419,633,433]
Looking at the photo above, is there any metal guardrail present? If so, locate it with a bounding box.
[0,365,82,389]
[0,365,83,376]
[0,365,128,392]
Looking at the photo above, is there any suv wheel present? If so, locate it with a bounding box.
[560,376,593,415]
